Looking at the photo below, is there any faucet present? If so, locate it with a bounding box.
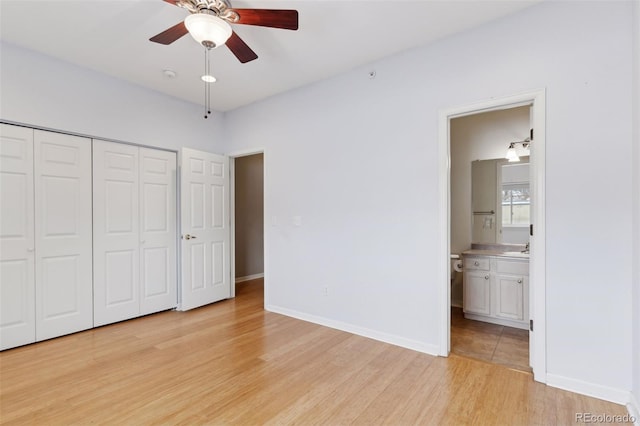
[522,242,530,253]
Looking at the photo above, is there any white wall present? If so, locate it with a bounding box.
[0,42,226,153]
[224,1,634,401]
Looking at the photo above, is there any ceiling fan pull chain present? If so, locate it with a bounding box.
[204,48,208,119]
[207,48,212,117]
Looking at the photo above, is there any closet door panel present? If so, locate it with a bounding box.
[93,140,140,326]
[139,148,177,315]
[0,124,35,350]
[34,130,93,340]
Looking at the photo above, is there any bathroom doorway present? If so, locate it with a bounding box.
[438,91,547,382]
[450,107,531,371]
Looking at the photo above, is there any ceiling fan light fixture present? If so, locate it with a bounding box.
[184,13,232,48]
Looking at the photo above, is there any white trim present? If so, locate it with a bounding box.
[438,89,547,382]
[226,148,266,158]
[266,304,441,356]
[235,273,264,283]
[229,156,236,298]
[438,105,451,357]
[546,374,631,405]
[627,392,640,426]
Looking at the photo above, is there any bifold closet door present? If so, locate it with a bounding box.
[139,148,177,315]
[0,124,35,350]
[34,130,93,340]
[93,140,177,326]
[1,125,92,350]
[93,141,140,326]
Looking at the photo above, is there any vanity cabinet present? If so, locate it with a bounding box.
[463,258,491,316]
[463,255,529,330]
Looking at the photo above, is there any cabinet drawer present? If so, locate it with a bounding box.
[496,259,529,275]
[464,257,490,271]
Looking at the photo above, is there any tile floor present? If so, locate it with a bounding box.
[450,306,531,372]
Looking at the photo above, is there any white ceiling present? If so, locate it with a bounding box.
[0,0,541,112]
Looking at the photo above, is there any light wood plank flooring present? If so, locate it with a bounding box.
[0,279,627,425]
[451,307,531,372]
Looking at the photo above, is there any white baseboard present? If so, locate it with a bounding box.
[546,373,631,405]
[235,273,264,283]
[628,392,639,426]
[265,304,440,356]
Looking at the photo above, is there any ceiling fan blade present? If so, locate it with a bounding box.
[226,31,258,63]
[150,21,188,45]
[232,9,299,30]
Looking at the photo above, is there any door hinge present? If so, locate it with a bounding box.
[530,224,533,236]
[530,319,534,332]
[530,128,534,141]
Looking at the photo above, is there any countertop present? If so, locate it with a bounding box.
[462,249,530,259]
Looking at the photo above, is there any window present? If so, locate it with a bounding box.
[502,183,530,225]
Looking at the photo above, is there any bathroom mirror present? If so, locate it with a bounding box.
[471,157,530,244]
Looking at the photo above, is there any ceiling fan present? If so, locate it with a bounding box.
[150,0,299,63]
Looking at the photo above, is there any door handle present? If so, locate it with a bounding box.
[184,234,197,240]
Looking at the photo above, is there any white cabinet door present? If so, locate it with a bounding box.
[93,140,140,326]
[495,274,524,321]
[139,148,177,315]
[34,130,93,340]
[180,148,230,310]
[463,271,491,316]
[0,124,35,350]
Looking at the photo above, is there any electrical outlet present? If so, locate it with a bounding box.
[322,286,329,296]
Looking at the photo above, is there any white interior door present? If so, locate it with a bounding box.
[180,148,230,310]
[139,148,177,315]
[34,130,93,340]
[0,124,35,350]
[93,140,140,326]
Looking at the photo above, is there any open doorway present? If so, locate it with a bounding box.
[231,152,264,298]
[449,106,532,372]
[438,90,546,383]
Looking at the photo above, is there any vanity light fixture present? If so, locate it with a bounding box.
[505,138,531,162]
[506,143,520,162]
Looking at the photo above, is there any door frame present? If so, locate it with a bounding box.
[227,148,266,300]
[438,89,547,383]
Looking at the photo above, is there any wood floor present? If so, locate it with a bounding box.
[450,307,531,372]
[0,279,627,425]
